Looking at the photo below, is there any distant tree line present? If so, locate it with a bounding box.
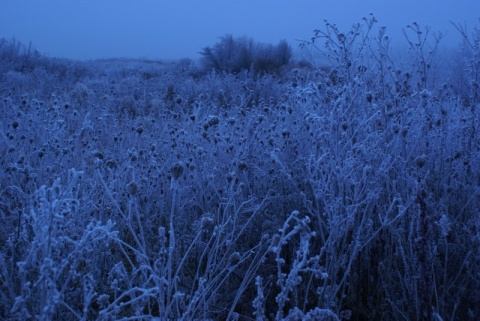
[200,34,292,74]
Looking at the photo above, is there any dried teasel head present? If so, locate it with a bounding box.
[126,181,138,196]
[415,155,426,168]
[170,161,184,179]
[228,252,241,266]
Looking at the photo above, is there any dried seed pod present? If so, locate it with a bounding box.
[126,181,138,196]
[415,155,426,168]
[228,252,241,266]
[170,162,184,179]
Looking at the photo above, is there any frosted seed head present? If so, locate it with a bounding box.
[228,252,241,266]
[93,150,104,160]
[126,181,138,196]
[208,115,220,127]
[237,162,248,171]
[170,162,184,179]
[366,92,373,103]
[415,155,426,168]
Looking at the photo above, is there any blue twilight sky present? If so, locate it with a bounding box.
[0,1,478,61]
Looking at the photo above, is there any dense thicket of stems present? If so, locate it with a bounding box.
[0,17,479,320]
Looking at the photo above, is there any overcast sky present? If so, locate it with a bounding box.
[0,1,478,61]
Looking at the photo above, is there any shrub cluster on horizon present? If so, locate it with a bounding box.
[200,34,293,74]
[0,16,479,321]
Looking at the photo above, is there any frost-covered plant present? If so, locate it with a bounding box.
[2,169,118,320]
[450,20,480,101]
[300,14,377,84]
[253,210,347,320]
[450,20,480,153]
[402,22,444,89]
